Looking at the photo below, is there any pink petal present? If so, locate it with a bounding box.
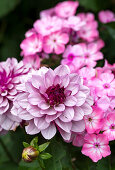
[55,118,72,133]
[54,104,65,112]
[64,96,77,106]
[59,107,74,122]
[34,117,50,130]
[71,120,85,132]
[25,120,40,135]
[41,123,56,139]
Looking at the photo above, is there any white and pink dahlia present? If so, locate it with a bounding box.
[12,65,93,140]
[0,58,30,131]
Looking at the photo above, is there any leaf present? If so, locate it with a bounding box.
[30,137,38,147]
[0,0,20,18]
[78,0,110,12]
[40,153,52,160]
[23,142,30,148]
[38,142,50,152]
[96,157,111,170]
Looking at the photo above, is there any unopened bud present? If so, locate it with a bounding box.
[22,146,39,162]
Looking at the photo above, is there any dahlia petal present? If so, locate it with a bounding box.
[54,65,70,76]
[45,113,61,123]
[71,120,85,132]
[81,103,92,115]
[73,107,84,121]
[25,120,40,135]
[38,101,50,110]
[59,128,71,141]
[40,108,57,115]
[59,107,74,122]
[75,91,86,106]
[28,93,44,105]
[54,104,65,112]
[41,123,56,139]
[66,83,79,95]
[32,75,43,89]
[34,117,50,130]
[44,69,55,88]
[55,118,72,132]
[27,105,42,117]
[60,75,70,88]
[64,96,77,106]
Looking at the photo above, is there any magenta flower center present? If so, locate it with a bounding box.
[103,83,110,89]
[110,124,115,130]
[46,84,66,106]
[0,70,11,93]
[68,53,75,61]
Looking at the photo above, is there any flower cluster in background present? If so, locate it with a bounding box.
[0,1,115,163]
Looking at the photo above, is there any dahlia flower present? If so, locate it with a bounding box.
[0,58,30,131]
[12,65,93,140]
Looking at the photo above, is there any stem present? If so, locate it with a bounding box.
[0,138,17,164]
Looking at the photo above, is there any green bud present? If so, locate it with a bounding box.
[22,146,39,163]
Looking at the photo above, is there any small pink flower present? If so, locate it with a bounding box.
[43,32,69,54]
[40,8,55,18]
[102,113,115,141]
[98,10,115,23]
[81,134,111,162]
[92,72,115,97]
[12,65,93,140]
[84,107,104,134]
[77,13,99,42]
[34,16,62,36]
[64,16,85,31]
[55,1,79,18]
[23,55,40,70]
[20,34,43,56]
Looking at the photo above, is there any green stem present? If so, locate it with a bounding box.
[0,138,17,164]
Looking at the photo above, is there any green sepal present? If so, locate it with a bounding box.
[40,153,52,160]
[30,137,38,147]
[38,142,50,152]
[23,142,30,148]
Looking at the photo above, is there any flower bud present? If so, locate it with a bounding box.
[22,146,39,162]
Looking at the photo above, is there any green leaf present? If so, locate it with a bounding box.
[96,157,111,170]
[38,158,45,169]
[78,0,110,12]
[30,137,38,147]
[40,153,52,160]
[0,0,20,18]
[23,142,30,148]
[38,142,50,152]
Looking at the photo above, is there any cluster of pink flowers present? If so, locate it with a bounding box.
[0,1,114,163]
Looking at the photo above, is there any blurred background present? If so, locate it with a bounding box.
[0,0,115,170]
[0,0,115,63]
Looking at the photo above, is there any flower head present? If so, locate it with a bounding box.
[0,58,30,131]
[81,134,111,162]
[12,65,93,140]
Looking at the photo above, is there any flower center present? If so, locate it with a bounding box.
[88,117,92,122]
[103,83,110,89]
[46,84,65,106]
[68,53,75,61]
[94,143,99,148]
[0,70,10,93]
[110,124,115,130]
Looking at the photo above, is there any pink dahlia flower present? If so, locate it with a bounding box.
[98,10,115,23]
[81,134,111,162]
[43,32,69,54]
[20,34,43,56]
[34,16,62,36]
[12,65,93,140]
[0,58,30,131]
[54,1,79,18]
